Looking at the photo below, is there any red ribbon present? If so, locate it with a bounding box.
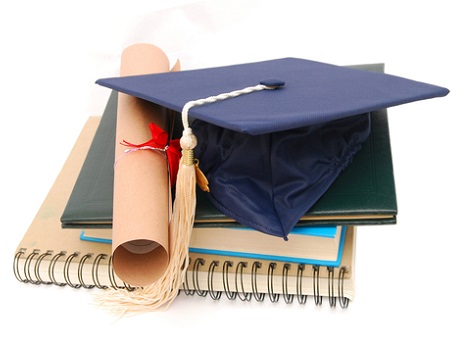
[121,123,182,186]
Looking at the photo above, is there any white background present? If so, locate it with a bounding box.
[1,0,458,343]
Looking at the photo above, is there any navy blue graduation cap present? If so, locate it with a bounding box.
[96,58,449,239]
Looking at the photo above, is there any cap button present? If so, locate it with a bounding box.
[260,79,285,89]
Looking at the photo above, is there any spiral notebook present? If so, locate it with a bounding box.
[13,116,355,306]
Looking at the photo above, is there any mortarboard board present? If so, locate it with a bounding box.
[96,57,449,239]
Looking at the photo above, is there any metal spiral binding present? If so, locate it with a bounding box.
[24,250,41,284]
[92,253,109,289]
[182,257,350,308]
[14,249,351,308]
[235,262,251,301]
[327,266,337,308]
[192,258,207,297]
[251,261,265,302]
[49,251,67,287]
[207,260,222,300]
[282,264,294,304]
[182,258,195,296]
[338,266,350,308]
[13,249,27,283]
[296,264,307,304]
[222,261,237,300]
[77,254,95,289]
[14,249,134,291]
[312,265,323,306]
[267,262,280,302]
[63,253,81,288]
[35,251,53,285]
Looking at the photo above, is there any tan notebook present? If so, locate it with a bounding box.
[13,115,355,307]
[13,117,126,289]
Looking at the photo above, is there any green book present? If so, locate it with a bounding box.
[61,64,397,229]
[60,91,117,228]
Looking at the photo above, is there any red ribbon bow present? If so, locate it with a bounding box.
[121,123,182,186]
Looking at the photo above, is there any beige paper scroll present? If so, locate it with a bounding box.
[112,43,180,287]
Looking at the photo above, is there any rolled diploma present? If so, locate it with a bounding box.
[112,44,180,287]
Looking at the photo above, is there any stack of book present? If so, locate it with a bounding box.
[13,62,398,308]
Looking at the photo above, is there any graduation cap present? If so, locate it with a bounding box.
[96,57,449,240]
